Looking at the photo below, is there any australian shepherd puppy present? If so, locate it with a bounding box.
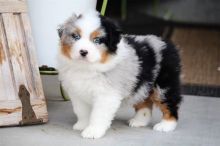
[57,10,182,139]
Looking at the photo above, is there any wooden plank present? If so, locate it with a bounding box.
[0,14,16,100]
[0,0,27,13]
[20,14,45,99]
[172,28,220,86]
[0,15,8,100]
[14,13,36,99]
[2,13,30,99]
[0,67,6,100]
[0,24,6,99]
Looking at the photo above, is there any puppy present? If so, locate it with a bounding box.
[57,10,182,139]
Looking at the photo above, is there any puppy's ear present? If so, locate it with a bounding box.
[66,13,78,23]
[57,13,79,38]
[57,25,64,38]
[100,16,122,53]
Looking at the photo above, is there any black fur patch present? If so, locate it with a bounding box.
[99,15,121,53]
[124,36,156,92]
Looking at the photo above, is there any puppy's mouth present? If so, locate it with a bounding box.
[78,56,89,61]
[74,53,99,64]
[76,56,94,64]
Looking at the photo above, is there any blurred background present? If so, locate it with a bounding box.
[28,0,220,98]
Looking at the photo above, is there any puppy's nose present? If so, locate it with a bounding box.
[79,50,88,57]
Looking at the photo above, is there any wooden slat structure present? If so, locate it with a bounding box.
[0,0,48,126]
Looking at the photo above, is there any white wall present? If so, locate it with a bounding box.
[27,0,97,67]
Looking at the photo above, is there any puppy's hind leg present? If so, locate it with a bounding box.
[152,87,182,132]
[129,92,153,128]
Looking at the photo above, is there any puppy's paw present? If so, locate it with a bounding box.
[81,126,106,139]
[128,118,150,127]
[73,121,88,131]
[128,108,151,127]
[153,120,177,132]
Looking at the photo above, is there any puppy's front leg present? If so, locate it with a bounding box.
[81,93,122,139]
[71,98,91,131]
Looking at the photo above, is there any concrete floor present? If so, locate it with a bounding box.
[0,76,220,146]
[1,95,220,146]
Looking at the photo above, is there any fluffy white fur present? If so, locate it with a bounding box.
[153,120,177,132]
[127,83,150,105]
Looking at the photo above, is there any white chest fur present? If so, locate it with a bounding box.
[60,69,103,104]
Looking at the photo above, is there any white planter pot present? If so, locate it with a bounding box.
[27,0,97,67]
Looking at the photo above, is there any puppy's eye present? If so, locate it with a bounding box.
[93,37,101,44]
[72,34,80,41]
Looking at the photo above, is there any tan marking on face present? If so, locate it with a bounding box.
[90,30,101,40]
[0,42,5,64]
[150,89,176,121]
[100,50,109,63]
[61,44,72,59]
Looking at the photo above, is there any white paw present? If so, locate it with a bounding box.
[128,108,151,127]
[153,120,177,132]
[128,118,150,127]
[81,126,106,139]
[73,121,88,131]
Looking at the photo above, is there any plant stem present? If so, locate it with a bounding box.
[121,0,127,20]
[101,0,108,16]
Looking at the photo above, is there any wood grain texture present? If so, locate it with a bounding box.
[2,13,30,97]
[0,14,16,101]
[16,14,36,96]
[0,0,47,126]
[171,28,220,86]
[20,14,45,99]
[0,0,27,13]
